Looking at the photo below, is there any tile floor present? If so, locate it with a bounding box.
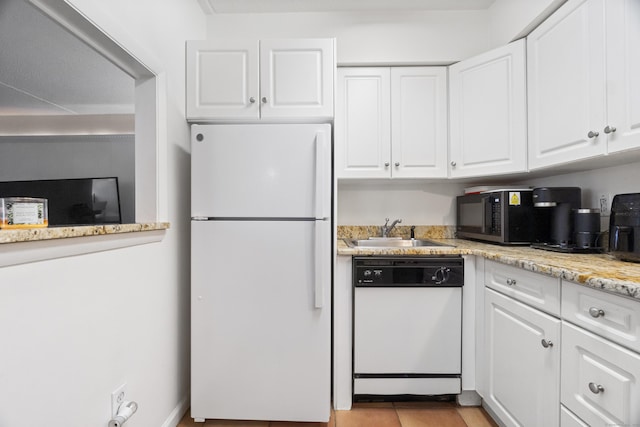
[177,401,498,427]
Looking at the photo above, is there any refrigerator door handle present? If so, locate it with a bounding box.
[315,130,330,220]
[314,221,327,309]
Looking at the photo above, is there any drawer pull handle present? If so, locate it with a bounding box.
[541,339,553,348]
[589,307,605,318]
[588,382,604,394]
[506,278,517,286]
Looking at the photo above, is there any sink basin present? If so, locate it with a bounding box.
[343,238,454,248]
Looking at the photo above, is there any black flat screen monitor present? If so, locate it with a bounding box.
[0,177,122,226]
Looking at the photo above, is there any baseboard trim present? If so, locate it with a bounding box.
[161,395,190,427]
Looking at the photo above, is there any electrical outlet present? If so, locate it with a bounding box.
[111,383,127,417]
[599,194,610,216]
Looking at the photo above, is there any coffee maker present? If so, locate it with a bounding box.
[531,187,595,252]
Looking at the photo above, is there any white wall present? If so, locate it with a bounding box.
[0,135,135,223]
[515,161,640,230]
[207,10,490,65]
[486,0,567,48]
[338,181,465,225]
[0,2,205,427]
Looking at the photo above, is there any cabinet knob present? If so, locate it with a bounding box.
[587,130,600,139]
[588,307,605,318]
[541,339,553,349]
[384,162,390,167]
[604,125,617,134]
[450,161,457,167]
[506,278,517,286]
[395,162,400,167]
[588,382,604,394]
[261,97,268,104]
[249,97,256,103]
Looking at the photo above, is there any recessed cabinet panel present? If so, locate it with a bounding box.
[606,0,640,154]
[336,68,391,178]
[261,39,334,119]
[561,322,640,427]
[527,0,607,169]
[449,39,527,178]
[186,40,259,120]
[391,67,447,178]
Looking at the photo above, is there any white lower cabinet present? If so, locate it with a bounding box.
[561,281,640,427]
[560,405,589,427]
[484,287,561,427]
[480,263,640,427]
[561,322,640,427]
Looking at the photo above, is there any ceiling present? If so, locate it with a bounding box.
[199,0,497,14]
[0,0,134,117]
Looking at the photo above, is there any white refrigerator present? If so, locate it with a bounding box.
[190,124,332,423]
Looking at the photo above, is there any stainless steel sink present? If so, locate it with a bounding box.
[343,237,454,248]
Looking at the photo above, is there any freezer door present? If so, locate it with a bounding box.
[191,220,331,422]
[191,124,331,219]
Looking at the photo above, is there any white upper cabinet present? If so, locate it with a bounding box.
[391,67,448,178]
[336,68,391,179]
[527,0,606,170]
[259,39,334,120]
[187,39,334,122]
[336,67,448,179]
[605,0,640,154]
[527,0,640,169]
[186,40,259,120]
[449,39,527,178]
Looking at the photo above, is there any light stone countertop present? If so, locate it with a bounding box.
[0,222,170,244]
[337,236,640,302]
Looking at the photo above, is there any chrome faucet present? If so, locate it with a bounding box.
[381,217,402,238]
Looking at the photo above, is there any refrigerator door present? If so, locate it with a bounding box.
[191,219,331,422]
[191,124,331,220]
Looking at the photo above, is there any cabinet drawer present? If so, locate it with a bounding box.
[485,260,560,316]
[560,405,588,427]
[562,281,640,353]
[561,322,640,427]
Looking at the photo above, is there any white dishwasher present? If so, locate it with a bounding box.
[352,256,463,400]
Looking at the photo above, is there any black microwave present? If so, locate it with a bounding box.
[456,190,534,245]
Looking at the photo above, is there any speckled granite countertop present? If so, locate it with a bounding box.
[0,222,170,244]
[337,226,640,301]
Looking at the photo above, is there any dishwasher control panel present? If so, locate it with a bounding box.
[354,256,463,287]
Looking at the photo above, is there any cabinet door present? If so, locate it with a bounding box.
[484,288,561,427]
[449,40,527,178]
[390,67,448,178]
[605,0,640,153]
[186,40,259,120]
[335,68,391,178]
[260,39,334,120]
[527,0,606,170]
[562,322,640,427]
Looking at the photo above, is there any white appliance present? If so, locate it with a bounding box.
[352,257,463,397]
[190,124,332,423]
